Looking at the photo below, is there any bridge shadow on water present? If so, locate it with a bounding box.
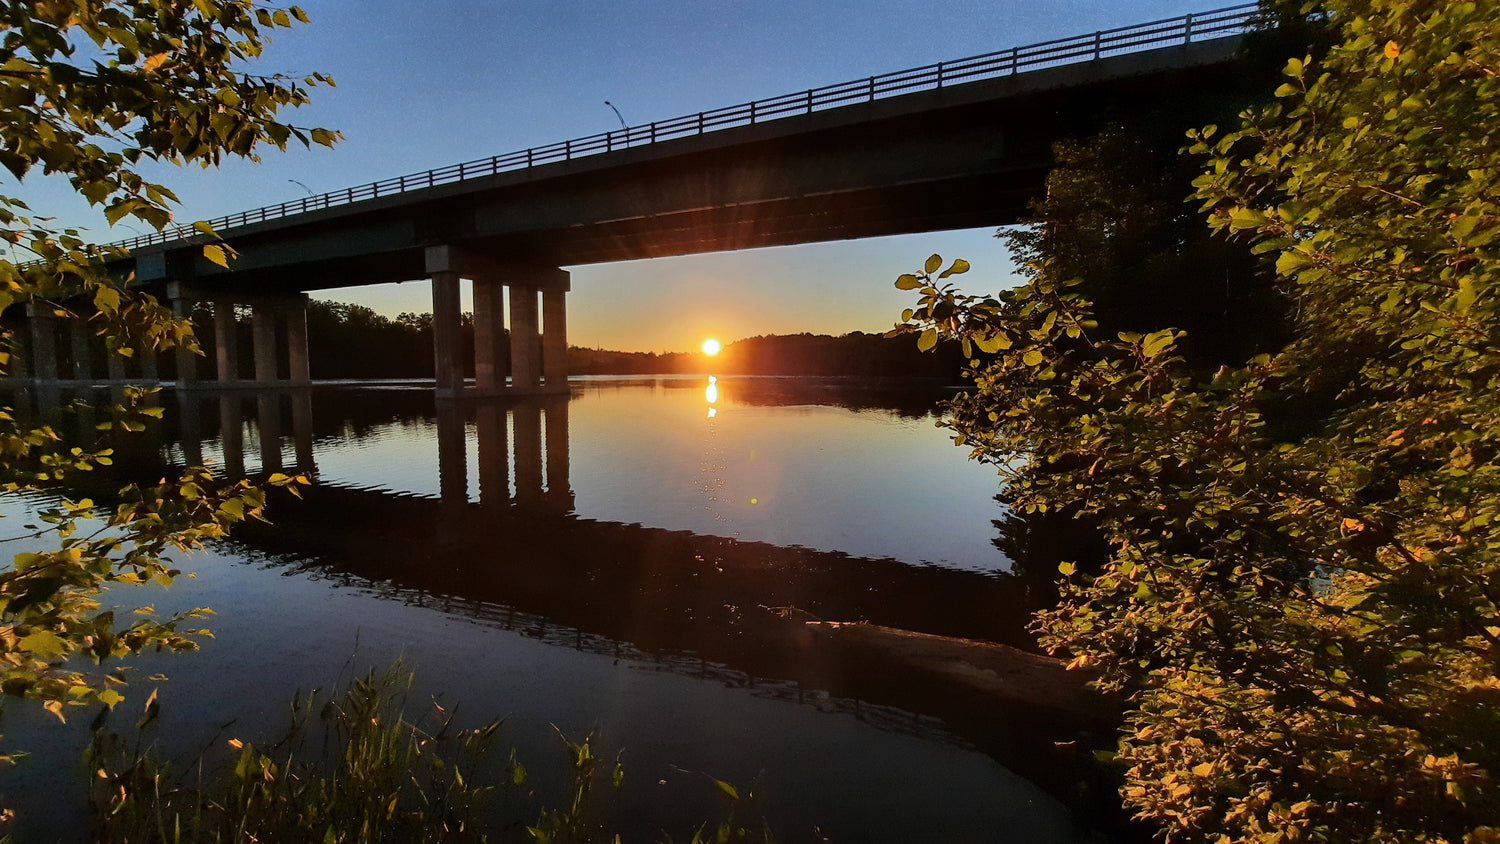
[6,379,1125,834]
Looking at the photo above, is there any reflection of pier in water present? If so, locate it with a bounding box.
[11,385,1111,813]
[164,388,574,512]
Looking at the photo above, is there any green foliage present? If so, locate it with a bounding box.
[1000,124,1285,370]
[893,0,1500,839]
[88,663,504,842]
[0,1,335,728]
[87,664,775,843]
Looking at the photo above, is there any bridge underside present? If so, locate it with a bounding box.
[14,36,1263,393]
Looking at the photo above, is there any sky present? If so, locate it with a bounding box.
[14,0,1230,352]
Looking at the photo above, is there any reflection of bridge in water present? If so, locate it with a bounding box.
[5,384,1113,816]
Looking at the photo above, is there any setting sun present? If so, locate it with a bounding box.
[701,338,722,356]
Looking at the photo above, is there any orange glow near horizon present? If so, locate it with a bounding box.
[701,338,722,356]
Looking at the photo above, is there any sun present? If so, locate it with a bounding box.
[701,338,722,356]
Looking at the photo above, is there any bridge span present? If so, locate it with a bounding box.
[17,5,1264,395]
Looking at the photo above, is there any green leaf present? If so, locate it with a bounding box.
[1276,250,1313,275]
[1022,349,1044,366]
[917,328,937,352]
[97,689,125,708]
[1141,330,1174,358]
[1457,279,1477,313]
[712,778,740,801]
[974,333,1011,353]
[1228,207,1266,231]
[202,244,230,268]
[895,274,922,290]
[94,286,121,313]
[18,630,68,659]
[924,254,942,274]
[938,258,970,279]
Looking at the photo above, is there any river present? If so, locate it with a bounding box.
[0,377,1116,842]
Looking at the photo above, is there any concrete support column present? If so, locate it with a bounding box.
[473,277,506,393]
[107,351,126,382]
[509,285,539,392]
[286,297,311,386]
[140,346,158,382]
[69,322,91,382]
[8,331,26,381]
[27,308,58,382]
[213,300,239,386]
[172,298,199,388]
[251,305,278,385]
[431,271,463,396]
[542,285,568,392]
[512,401,543,504]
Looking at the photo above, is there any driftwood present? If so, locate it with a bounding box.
[795,619,1115,722]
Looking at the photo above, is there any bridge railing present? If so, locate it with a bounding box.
[112,2,1260,253]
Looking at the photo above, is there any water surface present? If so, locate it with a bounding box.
[0,377,1111,842]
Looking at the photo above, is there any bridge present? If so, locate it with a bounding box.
[15,4,1263,395]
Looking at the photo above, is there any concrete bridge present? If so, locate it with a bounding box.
[16,4,1262,395]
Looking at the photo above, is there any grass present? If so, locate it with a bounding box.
[81,662,773,843]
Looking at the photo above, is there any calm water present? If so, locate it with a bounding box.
[0,377,1114,842]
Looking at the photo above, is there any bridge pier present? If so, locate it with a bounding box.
[8,300,176,388]
[473,277,506,393]
[69,322,91,382]
[508,285,539,392]
[167,284,310,389]
[25,305,59,383]
[425,246,570,397]
[213,300,240,386]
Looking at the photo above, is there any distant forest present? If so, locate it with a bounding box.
[221,300,970,380]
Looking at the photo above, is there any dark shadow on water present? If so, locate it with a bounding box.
[0,381,1132,837]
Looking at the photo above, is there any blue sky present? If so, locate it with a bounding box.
[16,0,1234,352]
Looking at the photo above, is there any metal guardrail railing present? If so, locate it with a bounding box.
[111,2,1259,253]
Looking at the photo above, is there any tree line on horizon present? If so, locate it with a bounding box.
[256,299,969,380]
